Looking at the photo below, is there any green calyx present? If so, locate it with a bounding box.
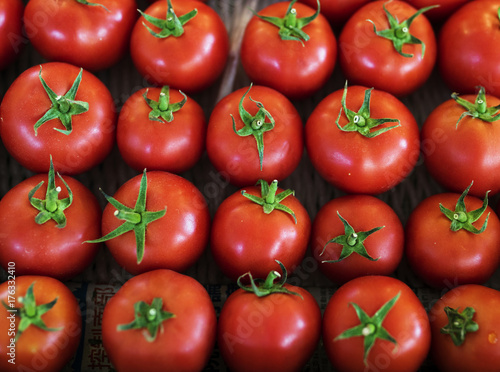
[441,306,479,346]
[232,84,275,171]
[237,260,302,298]
[439,182,490,234]
[28,156,73,228]
[34,66,89,136]
[453,86,500,128]
[75,0,110,12]
[252,0,320,45]
[118,297,175,342]
[335,292,400,366]
[86,169,167,264]
[2,282,62,341]
[138,0,197,38]
[144,85,187,123]
[336,82,400,138]
[321,212,383,263]
[368,2,437,58]
[241,179,297,224]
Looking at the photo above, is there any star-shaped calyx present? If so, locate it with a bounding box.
[143,85,187,123]
[138,0,197,38]
[452,86,500,128]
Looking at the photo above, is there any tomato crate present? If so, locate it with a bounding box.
[1,0,500,371]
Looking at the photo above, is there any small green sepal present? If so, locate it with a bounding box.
[138,0,197,38]
[75,0,110,12]
[144,85,187,123]
[452,86,500,128]
[441,306,479,346]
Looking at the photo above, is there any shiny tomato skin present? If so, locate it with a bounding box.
[24,0,138,71]
[117,87,206,174]
[339,0,437,97]
[0,0,24,70]
[403,0,470,22]
[0,62,116,175]
[210,185,311,282]
[130,0,229,93]
[206,85,304,187]
[405,192,500,289]
[310,195,404,285]
[323,275,431,372]
[298,0,373,26]
[428,284,500,372]
[0,173,101,281]
[240,1,336,99]
[101,171,210,275]
[0,276,82,372]
[421,93,500,197]
[102,269,217,372]
[218,284,321,372]
[305,85,420,195]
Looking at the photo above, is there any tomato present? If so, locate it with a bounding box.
[117,85,206,174]
[405,183,500,289]
[421,87,500,197]
[23,0,137,72]
[298,0,373,27]
[439,1,500,97]
[338,0,437,97]
[130,0,229,93]
[0,276,81,372]
[210,179,311,282]
[217,262,321,372]
[322,275,431,372]
[0,159,101,280]
[403,0,470,23]
[206,84,304,187]
[102,269,216,372]
[0,0,24,71]
[310,194,404,284]
[428,284,500,372]
[305,83,420,195]
[90,170,210,275]
[0,62,116,175]
[240,0,336,99]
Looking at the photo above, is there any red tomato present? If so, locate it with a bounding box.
[0,276,81,372]
[23,0,138,71]
[210,180,311,281]
[95,170,210,275]
[206,85,304,187]
[322,275,431,372]
[428,284,500,372]
[117,86,206,173]
[0,161,101,280]
[102,269,216,372]
[339,0,437,97]
[130,0,229,93]
[218,263,321,372]
[0,62,116,175]
[240,0,336,99]
[305,84,420,194]
[310,194,404,284]
[403,0,470,22]
[298,0,373,26]
[421,88,500,197]
[405,185,500,289]
[439,1,500,97]
[0,0,24,70]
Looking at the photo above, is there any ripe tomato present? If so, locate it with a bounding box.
[403,0,470,23]
[130,0,229,93]
[102,269,216,372]
[421,87,500,197]
[405,184,500,289]
[310,194,404,284]
[428,284,500,372]
[0,159,101,280]
[23,0,137,72]
[117,85,206,174]
[91,170,210,275]
[218,262,321,372]
[298,0,373,26]
[439,1,500,97]
[0,0,24,71]
[206,84,304,187]
[210,180,311,282]
[0,62,116,175]
[240,0,336,99]
[322,275,431,372]
[305,84,420,194]
[0,276,81,372]
[338,0,437,97]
